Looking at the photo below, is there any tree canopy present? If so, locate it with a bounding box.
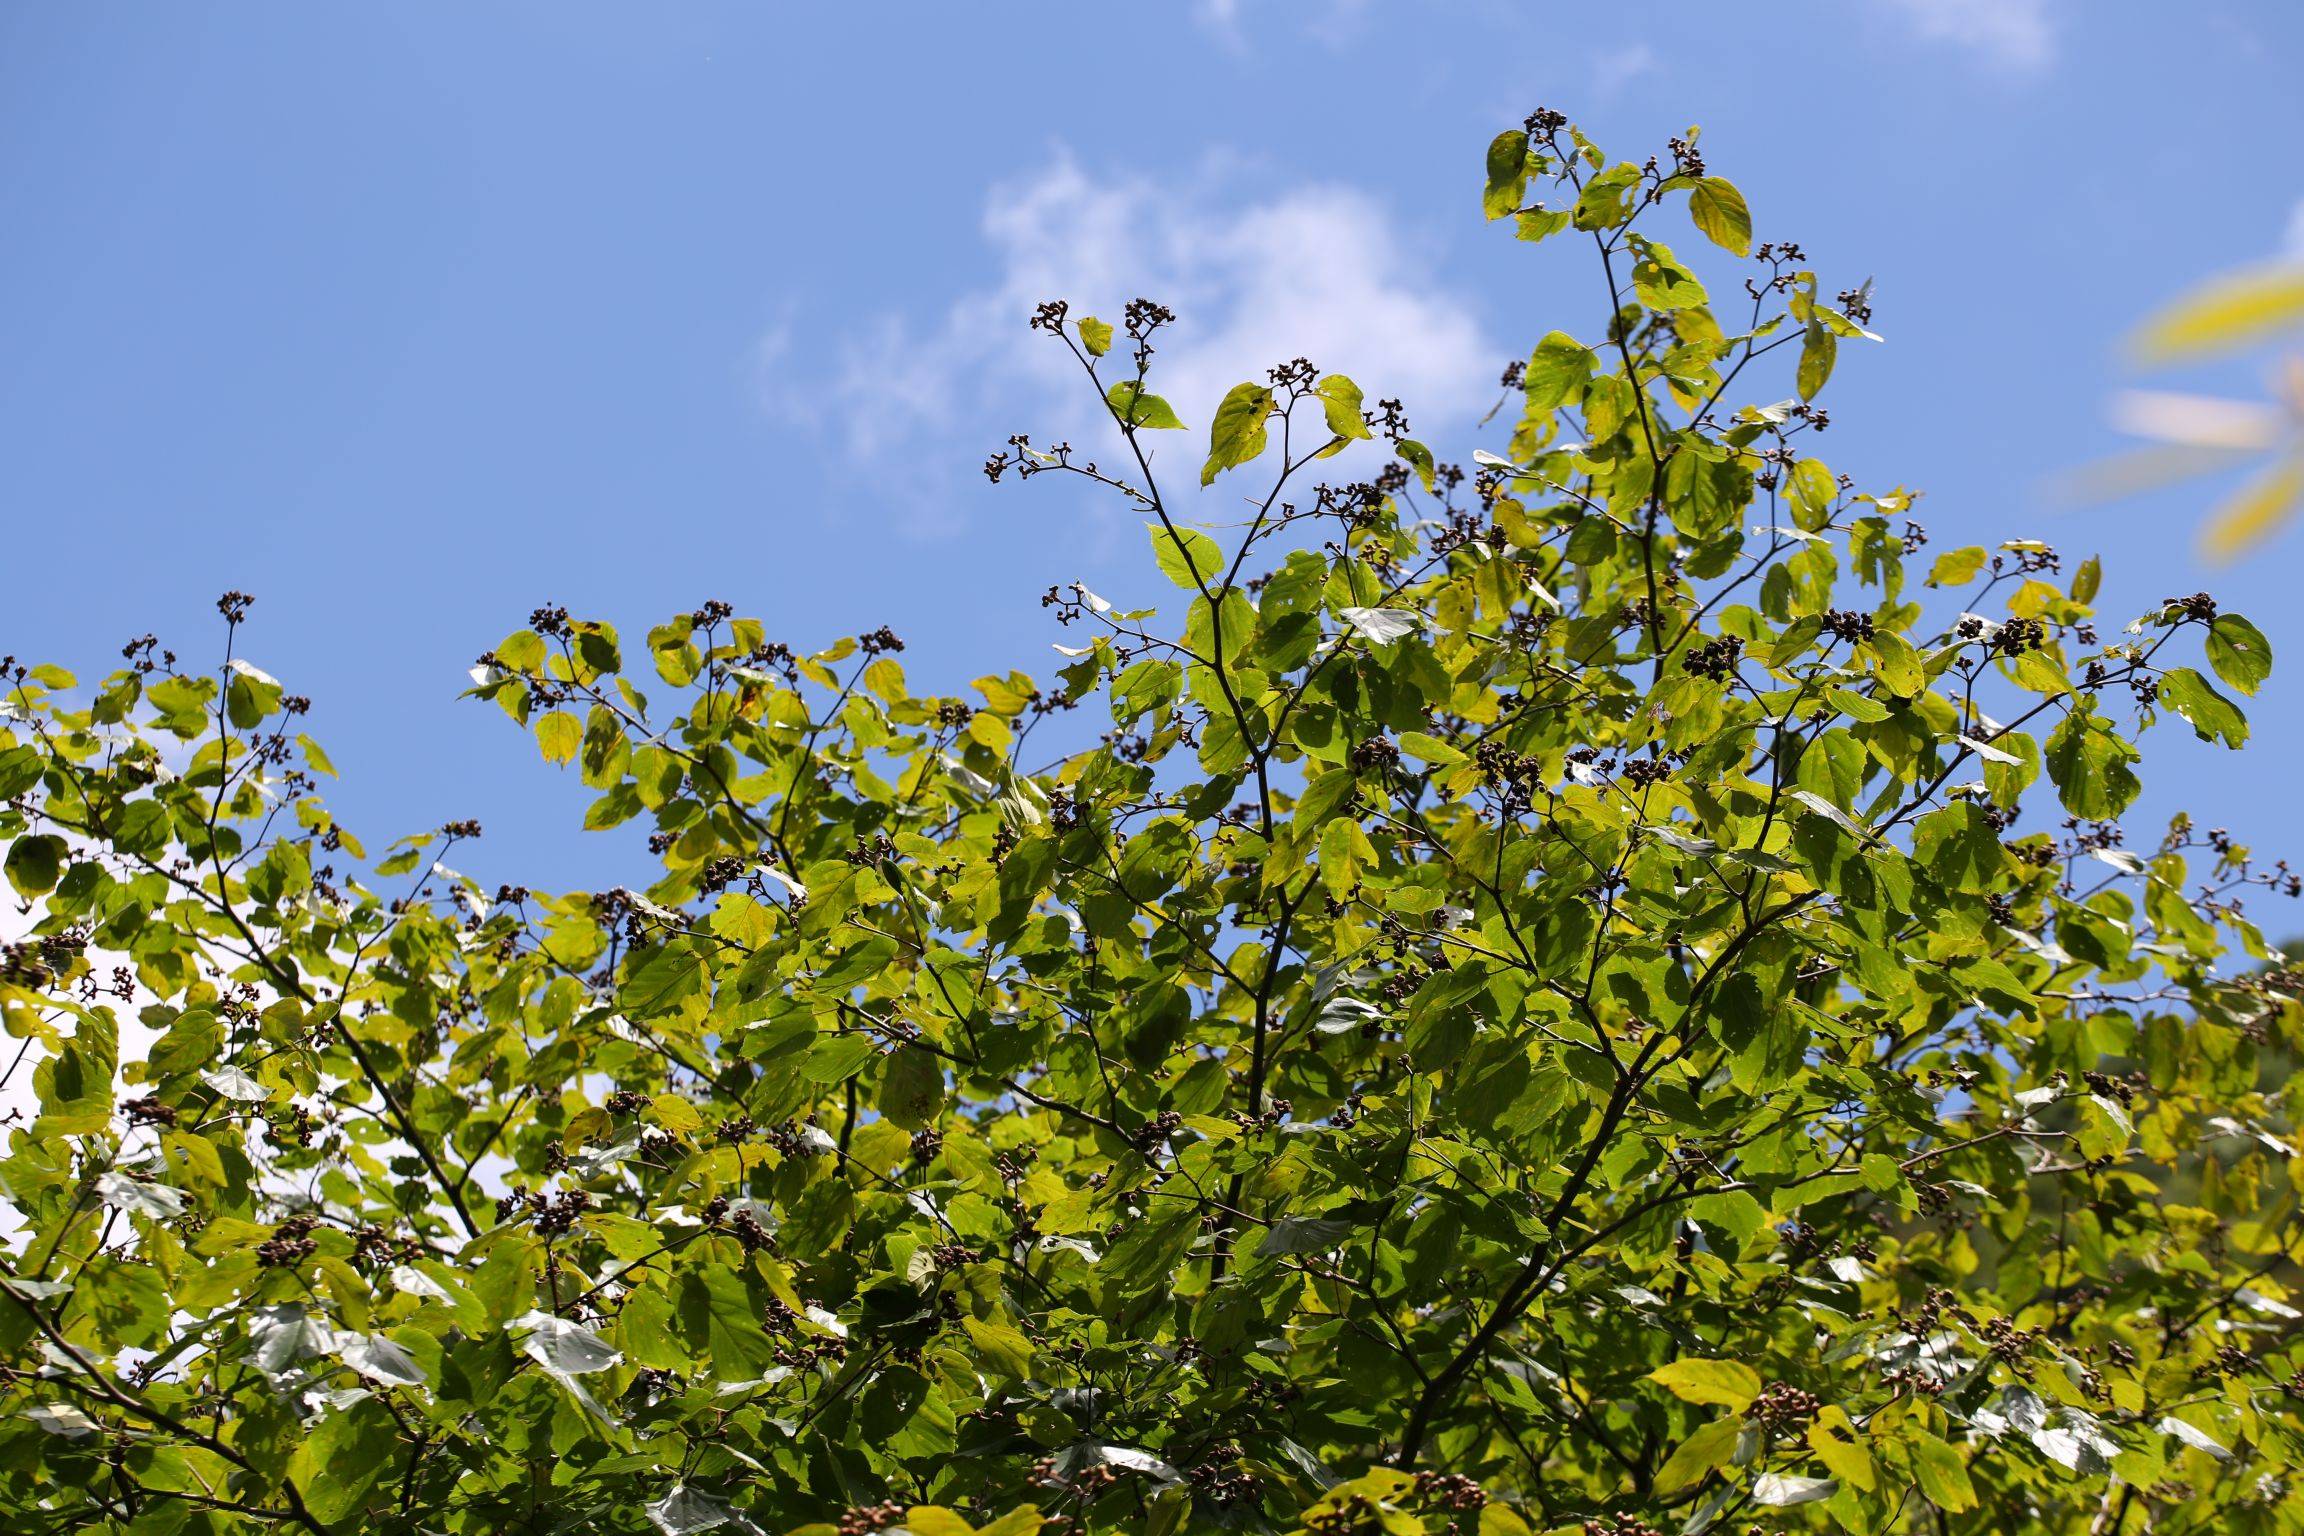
[4,113,2302,1536]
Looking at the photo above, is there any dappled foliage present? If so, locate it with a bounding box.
[5,116,2304,1536]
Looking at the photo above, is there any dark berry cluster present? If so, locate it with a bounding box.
[352,1223,419,1271]
[836,1502,905,1536]
[1821,609,1875,644]
[1123,298,1175,339]
[760,1120,824,1160]
[123,1095,176,1127]
[1682,634,1742,682]
[1191,1446,1259,1509]
[1992,616,2045,656]
[1349,735,1399,775]
[1412,1471,1487,1514]
[533,1190,592,1238]
[1230,1098,1292,1132]
[1621,756,1672,789]
[256,1215,319,1269]
[1580,1517,1662,1536]
[728,1208,773,1253]
[924,1241,975,1273]
[1746,1380,1820,1435]
[1131,1110,1182,1155]
[266,1103,318,1148]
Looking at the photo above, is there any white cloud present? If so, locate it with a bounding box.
[1877,0,2054,69]
[784,153,1496,528]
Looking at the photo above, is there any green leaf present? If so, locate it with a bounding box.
[879,1043,946,1130]
[1483,129,1530,219]
[678,1267,781,1381]
[962,1315,1035,1379]
[2205,613,2272,695]
[1687,177,1752,256]
[1908,1432,1978,1512]
[2158,667,2246,747]
[5,834,64,898]
[1106,381,1184,431]
[1654,1417,1742,1497]
[1077,316,1113,357]
[1522,332,1595,411]
[1397,439,1437,493]
[2044,702,2141,819]
[293,1399,396,1522]
[1200,382,1275,485]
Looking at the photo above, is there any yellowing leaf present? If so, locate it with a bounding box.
[1647,1357,1762,1408]
[902,1509,978,1536]
[1797,319,1836,402]
[1805,1406,1875,1491]
[535,710,582,766]
[2200,456,2304,563]
[2132,262,2304,364]
[649,1094,702,1134]
[1687,177,1752,257]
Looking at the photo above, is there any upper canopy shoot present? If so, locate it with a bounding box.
[2,113,2299,1536]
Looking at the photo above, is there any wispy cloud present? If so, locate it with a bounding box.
[1877,0,2055,69]
[773,153,1497,533]
[1191,0,1375,51]
[1590,42,1659,101]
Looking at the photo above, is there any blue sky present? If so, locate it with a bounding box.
[5,2,2303,901]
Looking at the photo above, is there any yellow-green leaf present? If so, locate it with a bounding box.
[1107,380,1185,431]
[1201,382,1275,485]
[1148,522,1224,590]
[1907,1431,1977,1512]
